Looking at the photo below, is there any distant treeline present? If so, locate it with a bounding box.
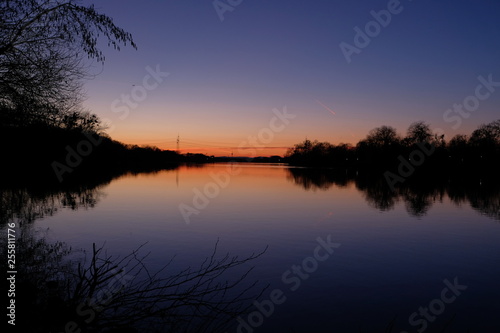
[285,120,500,171]
[0,116,184,182]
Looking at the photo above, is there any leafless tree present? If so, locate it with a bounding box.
[469,119,500,147]
[365,125,401,148]
[405,121,434,146]
[3,229,267,333]
[0,0,136,130]
[73,242,267,333]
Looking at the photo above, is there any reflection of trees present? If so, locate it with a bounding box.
[0,184,107,226]
[286,167,354,191]
[447,178,500,221]
[357,177,400,212]
[470,195,500,221]
[285,168,500,221]
[0,165,266,332]
[0,165,182,226]
[400,188,441,218]
[463,183,500,221]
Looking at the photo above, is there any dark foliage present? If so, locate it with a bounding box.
[0,228,267,333]
[285,120,500,170]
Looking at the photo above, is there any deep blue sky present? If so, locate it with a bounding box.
[81,0,500,155]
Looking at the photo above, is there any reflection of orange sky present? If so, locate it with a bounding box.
[103,164,364,220]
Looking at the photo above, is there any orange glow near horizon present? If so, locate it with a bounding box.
[176,147,290,157]
[112,134,368,157]
[109,129,368,157]
[114,139,292,157]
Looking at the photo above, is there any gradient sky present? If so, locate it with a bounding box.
[81,0,500,156]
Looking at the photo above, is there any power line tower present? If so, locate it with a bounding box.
[176,134,180,152]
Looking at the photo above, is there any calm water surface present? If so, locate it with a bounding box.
[34,163,500,332]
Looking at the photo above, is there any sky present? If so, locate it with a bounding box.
[80,0,500,156]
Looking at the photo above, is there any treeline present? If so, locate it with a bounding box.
[285,120,500,171]
[0,121,183,182]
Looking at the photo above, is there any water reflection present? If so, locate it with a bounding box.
[286,167,500,220]
[3,165,500,226]
[1,187,100,225]
[285,167,353,190]
[1,165,267,333]
[0,168,173,226]
[2,164,500,331]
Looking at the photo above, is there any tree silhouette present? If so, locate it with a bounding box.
[0,0,136,129]
[285,120,499,169]
[365,125,401,148]
[468,120,500,163]
[405,121,433,146]
[469,120,500,147]
[1,227,267,333]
